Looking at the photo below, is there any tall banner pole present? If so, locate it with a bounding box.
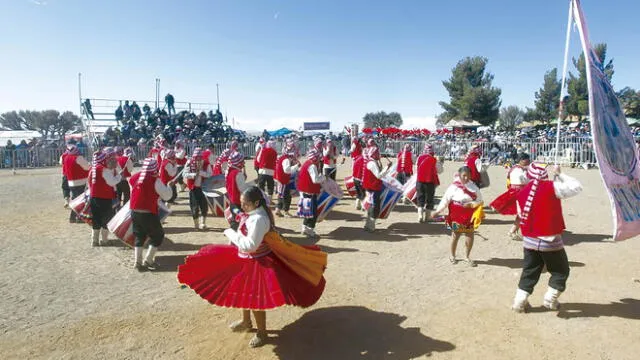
[554,0,574,164]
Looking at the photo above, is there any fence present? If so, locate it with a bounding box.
[0,138,600,171]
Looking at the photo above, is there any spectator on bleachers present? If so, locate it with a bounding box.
[84,99,94,120]
[143,103,151,119]
[165,93,175,116]
[123,100,132,120]
[115,105,124,123]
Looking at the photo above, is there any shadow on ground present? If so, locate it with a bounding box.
[270,306,455,360]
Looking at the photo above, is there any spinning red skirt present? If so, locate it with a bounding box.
[490,187,522,215]
[177,244,326,310]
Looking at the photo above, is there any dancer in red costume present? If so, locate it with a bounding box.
[257,140,278,203]
[490,153,531,240]
[129,158,173,272]
[88,148,121,247]
[511,162,582,313]
[274,144,300,218]
[362,140,392,232]
[322,138,340,180]
[465,145,483,187]
[431,166,484,266]
[160,149,178,205]
[178,186,326,348]
[61,144,90,222]
[184,148,212,230]
[297,148,325,239]
[115,147,135,209]
[415,144,443,223]
[225,151,250,230]
[174,140,188,192]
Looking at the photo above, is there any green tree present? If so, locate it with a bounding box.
[534,68,562,124]
[362,111,403,128]
[522,107,539,123]
[13,110,82,139]
[498,106,524,131]
[0,111,28,130]
[438,56,502,126]
[566,43,614,120]
[616,87,640,119]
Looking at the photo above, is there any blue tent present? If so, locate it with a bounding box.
[267,127,293,137]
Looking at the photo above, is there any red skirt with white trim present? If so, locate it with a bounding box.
[177,244,326,310]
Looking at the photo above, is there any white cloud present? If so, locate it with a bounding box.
[401,116,438,130]
[273,12,279,20]
[29,0,48,5]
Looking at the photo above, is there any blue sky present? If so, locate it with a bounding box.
[1,0,638,131]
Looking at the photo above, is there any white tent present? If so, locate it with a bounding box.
[0,130,42,145]
[445,119,482,128]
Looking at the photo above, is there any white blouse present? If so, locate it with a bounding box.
[223,207,270,253]
[435,181,483,213]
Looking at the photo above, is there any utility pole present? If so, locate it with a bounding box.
[216,83,220,111]
[78,73,83,115]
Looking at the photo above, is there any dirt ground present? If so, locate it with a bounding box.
[0,162,639,360]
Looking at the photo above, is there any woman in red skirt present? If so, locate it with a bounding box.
[177,186,326,348]
[490,153,530,240]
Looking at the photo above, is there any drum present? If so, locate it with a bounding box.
[316,180,342,223]
[201,174,226,193]
[344,175,357,197]
[70,189,93,226]
[204,190,229,217]
[363,176,403,219]
[107,201,172,248]
[402,174,418,206]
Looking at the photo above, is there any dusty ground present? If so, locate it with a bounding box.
[0,162,639,360]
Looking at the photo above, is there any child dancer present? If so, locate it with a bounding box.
[431,166,484,266]
[178,186,326,348]
[511,163,582,312]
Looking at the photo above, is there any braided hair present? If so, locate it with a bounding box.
[242,186,275,230]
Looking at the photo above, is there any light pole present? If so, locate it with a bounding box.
[216,83,220,111]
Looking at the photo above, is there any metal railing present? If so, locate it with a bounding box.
[0,138,600,171]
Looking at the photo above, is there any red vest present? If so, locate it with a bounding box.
[396,151,413,175]
[117,156,131,178]
[175,149,187,165]
[63,155,89,181]
[202,149,213,168]
[226,168,242,205]
[352,155,364,180]
[160,159,173,185]
[351,140,362,159]
[297,160,321,194]
[517,181,566,237]
[417,154,439,185]
[129,172,160,214]
[323,144,337,166]
[60,153,68,174]
[275,155,292,184]
[258,147,277,170]
[149,148,162,164]
[362,161,383,191]
[465,155,481,183]
[89,165,116,199]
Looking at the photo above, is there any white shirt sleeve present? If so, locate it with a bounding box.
[165,163,177,177]
[553,173,583,200]
[435,185,456,213]
[509,167,528,186]
[224,213,270,253]
[469,183,483,204]
[102,168,122,187]
[125,158,134,174]
[475,158,483,173]
[76,156,91,171]
[308,164,325,184]
[236,171,250,192]
[366,161,390,179]
[155,178,173,201]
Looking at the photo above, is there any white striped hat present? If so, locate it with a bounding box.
[527,162,548,180]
